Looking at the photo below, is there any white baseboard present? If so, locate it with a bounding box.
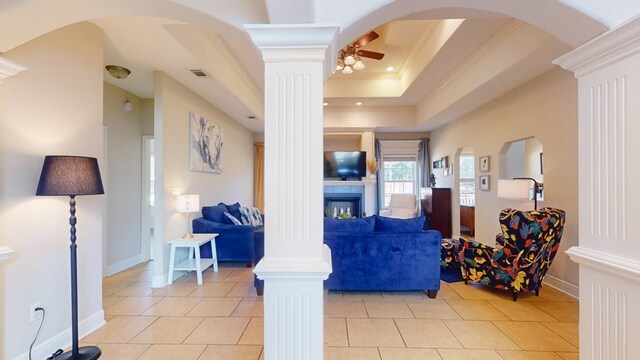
[152,273,168,288]
[105,254,145,276]
[543,275,579,299]
[13,310,106,360]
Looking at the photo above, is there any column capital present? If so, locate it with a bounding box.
[244,24,340,80]
[0,56,27,84]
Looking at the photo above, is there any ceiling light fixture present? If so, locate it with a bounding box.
[336,31,385,75]
[105,65,131,79]
[356,101,363,106]
[323,102,328,106]
[386,66,395,72]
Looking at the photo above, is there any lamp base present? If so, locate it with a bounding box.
[55,346,101,360]
[182,233,194,239]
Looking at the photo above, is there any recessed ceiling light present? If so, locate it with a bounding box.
[356,101,363,106]
[323,102,328,106]
[386,66,395,72]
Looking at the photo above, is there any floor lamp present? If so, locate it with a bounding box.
[36,156,104,360]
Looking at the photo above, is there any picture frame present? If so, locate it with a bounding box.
[540,152,544,175]
[189,112,223,173]
[479,156,490,172]
[479,175,490,191]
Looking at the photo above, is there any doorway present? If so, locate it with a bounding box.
[458,147,475,240]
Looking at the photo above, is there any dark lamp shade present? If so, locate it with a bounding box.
[36,156,105,196]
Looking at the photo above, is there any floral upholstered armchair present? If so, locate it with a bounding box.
[458,207,566,301]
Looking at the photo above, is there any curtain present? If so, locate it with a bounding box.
[254,142,264,213]
[418,138,431,188]
[375,139,383,214]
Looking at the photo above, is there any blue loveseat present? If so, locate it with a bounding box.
[254,215,441,298]
[192,203,261,266]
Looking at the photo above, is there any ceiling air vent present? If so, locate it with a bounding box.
[190,69,209,77]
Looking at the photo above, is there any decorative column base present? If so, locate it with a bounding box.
[254,246,332,360]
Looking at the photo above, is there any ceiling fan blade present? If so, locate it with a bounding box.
[357,50,385,60]
[353,31,379,48]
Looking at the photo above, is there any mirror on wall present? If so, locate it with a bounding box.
[500,137,544,200]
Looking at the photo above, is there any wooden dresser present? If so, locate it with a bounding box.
[421,188,452,238]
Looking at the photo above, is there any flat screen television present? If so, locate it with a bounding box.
[324,151,367,180]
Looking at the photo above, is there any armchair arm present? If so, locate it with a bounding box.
[459,240,496,282]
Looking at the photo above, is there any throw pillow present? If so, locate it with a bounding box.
[239,206,263,227]
[219,202,243,222]
[201,204,227,223]
[374,215,425,232]
[224,212,242,225]
[324,216,375,233]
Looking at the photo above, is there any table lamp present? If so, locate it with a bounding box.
[497,178,543,210]
[36,155,104,360]
[177,194,199,238]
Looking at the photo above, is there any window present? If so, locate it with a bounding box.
[382,156,416,207]
[459,155,475,205]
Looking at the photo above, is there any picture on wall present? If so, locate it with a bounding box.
[479,175,490,191]
[479,156,490,172]
[189,112,223,173]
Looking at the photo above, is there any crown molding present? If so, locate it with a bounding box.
[0,55,27,83]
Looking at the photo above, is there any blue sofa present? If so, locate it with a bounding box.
[192,203,261,266]
[254,215,441,298]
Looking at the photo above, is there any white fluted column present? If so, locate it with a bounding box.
[245,24,338,360]
[555,15,640,359]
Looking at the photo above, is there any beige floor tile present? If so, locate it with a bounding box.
[185,317,251,344]
[325,318,349,347]
[407,300,461,320]
[103,281,132,296]
[492,321,578,352]
[198,345,262,360]
[432,283,463,300]
[325,301,368,318]
[443,320,520,350]
[186,297,243,317]
[377,291,420,302]
[227,282,261,297]
[102,296,125,308]
[541,322,579,347]
[497,350,565,359]
[131,316,204,344]
[153,282,199,297]
[231,297,264,317]
[325,347,381,360]
[239,317,264,345]
[223,269,255,283]
[437,349,503,360]
[395,319,462,348]
[488,300,559,322]
[83,316,157,343]
[446,282,505,301]
[342,291,383,302]
[347,318,405,347]
[556,352,579,360]
[200,268,234,283]
[445,299,509,321]
[365,301,414,318]
[104,296,162,316]
[188,282,237,297]
[97,343,151,360]
[138,344,206,360]
[379,347,442,360]
[531,302,579,322]
[104,315,115,321]
[113,282,155,296]
[532,287,577,302]
[142,297,202,316]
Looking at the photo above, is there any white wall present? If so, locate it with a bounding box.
[430,67,579,289]
[152,72,254,286]
[524,137,543,183]
[0,22,105,359]
[103,82,153,275]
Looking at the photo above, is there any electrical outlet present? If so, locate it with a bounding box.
[30,303,42,322]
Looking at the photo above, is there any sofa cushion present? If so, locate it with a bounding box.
[224,212,242,225]
[325,216,375,233]
[202,204,228,223]
[375,215,425,232]
[219,202,243,222]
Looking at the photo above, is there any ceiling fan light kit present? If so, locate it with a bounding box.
[105,65,131,79]
[337,31,385,75]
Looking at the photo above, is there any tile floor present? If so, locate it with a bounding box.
[92,262,579,360]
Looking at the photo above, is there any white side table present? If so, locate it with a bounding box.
[167,233,218,285]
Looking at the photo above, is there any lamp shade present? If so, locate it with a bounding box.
[177,194,200,213]
[497,179,530,199]
[36,156,104,196]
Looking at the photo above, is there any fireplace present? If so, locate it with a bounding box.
[324,193,362,218]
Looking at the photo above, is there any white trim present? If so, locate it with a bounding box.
[254,245,333,280]
[566,246,640,283]
[0,56,27,83]
[12,310,105,360]
[0,245,14,260]
[543,275,579,299]
[104,254,145,277]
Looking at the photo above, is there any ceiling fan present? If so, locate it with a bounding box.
[337,31,385,75]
